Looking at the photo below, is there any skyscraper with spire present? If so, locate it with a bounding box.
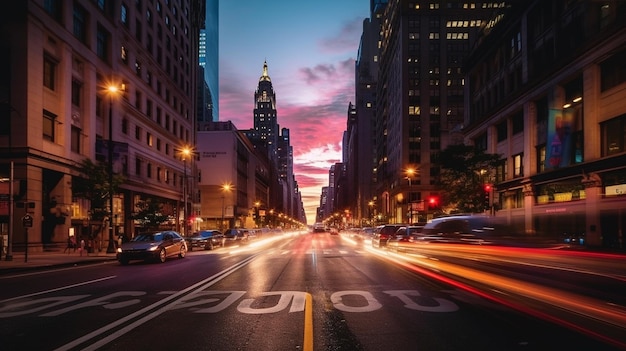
[252,61,280,163]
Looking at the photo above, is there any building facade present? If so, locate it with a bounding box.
[463,0,626,248]
[0,0,204,253]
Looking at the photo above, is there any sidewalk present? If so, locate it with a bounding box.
[0,249,118,275]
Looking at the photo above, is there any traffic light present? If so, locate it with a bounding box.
[483,184,492,210]
[427,195,439,210]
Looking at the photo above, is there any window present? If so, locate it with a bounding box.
[44,0,62,21]
[135,157,142,176]
[146,132,152,146]
[71,80,82,106]
[601,114,626,156]
[536,144,546,173]
[513,154,523,177]
[121,46,128,64]
[512,111,524,135]
[122,118,128,134]
[600,49,626,92]
[496,120,507,142]
[496,159,507,183]
[121,4,128,26]
[43,55,57,90]
[43,110,57,141]
[135,126,141,140]
[96,25,110,61]
[73,4,87,43]
[147,163,152,178]
[71,126,81,153]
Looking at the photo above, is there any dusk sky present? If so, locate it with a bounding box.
[218,1,371,223]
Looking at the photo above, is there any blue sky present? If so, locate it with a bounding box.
[219,1,370,222]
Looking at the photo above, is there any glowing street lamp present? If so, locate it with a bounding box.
[221,183,232,230]
[106,84,119,254]
[180,147,191,236]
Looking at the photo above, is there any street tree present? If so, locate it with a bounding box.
[131,198,171,232]
[436,144,501,213]
[72,158,125,237]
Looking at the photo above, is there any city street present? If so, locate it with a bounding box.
[0,231,624,350]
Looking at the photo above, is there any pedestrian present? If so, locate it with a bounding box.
[70,235,77,252]
[79,238,85,256]
[64,236,72,254]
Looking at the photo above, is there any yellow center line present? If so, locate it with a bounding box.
[303,292,313,351]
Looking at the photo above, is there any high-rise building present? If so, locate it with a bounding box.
[373,0,498,224]
[252,61,280,164]
[0,0,204,251]
[201,0,219,120]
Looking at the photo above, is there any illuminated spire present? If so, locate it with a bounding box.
[259,60,271,82]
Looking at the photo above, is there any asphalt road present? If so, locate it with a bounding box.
[0,231,623,350]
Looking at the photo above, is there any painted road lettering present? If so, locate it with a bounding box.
[0,290,458,317]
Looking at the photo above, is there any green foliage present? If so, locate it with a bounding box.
[437,144,501,213]
[72,158,125,221]
[131,198,171,230]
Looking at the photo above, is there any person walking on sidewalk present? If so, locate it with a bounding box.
[79,238,85,256]
[64,236,73,254]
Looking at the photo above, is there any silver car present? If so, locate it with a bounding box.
[117,230,188,265]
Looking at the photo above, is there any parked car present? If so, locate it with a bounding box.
[117,230,187,265]
[387,224,426,252]
[371,224,406,248]
[186,230,225,251]
[224,228,248,244]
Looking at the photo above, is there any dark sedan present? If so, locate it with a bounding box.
[186,230,226,250]
[387,224,426,252]
[117,230,187,265]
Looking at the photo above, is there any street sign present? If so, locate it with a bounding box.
[22,214,33,228]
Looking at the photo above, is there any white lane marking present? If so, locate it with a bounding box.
[0,276,117,303]
[55,255,258,351]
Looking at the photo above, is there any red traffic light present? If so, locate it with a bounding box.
[427,196,439,208]
[484,184,492,192]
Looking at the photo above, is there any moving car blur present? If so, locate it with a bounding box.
[371,224,406,248]
[387,224,426,251]
[117,230,187,265]
[186,230,226,251]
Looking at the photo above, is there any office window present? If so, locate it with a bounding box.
[135,126,141,140]
[43,109,57,141]
[512,111,524,135]
[121,3,128,26]
[513,153,523,177]
[96,25,110,61]
[536,144,546,173]
[71,80,82,106]
[497,120,507,142]
[44,0,62,21]
[601,114,626,156]
[147,163,152,178]
[496,159,507,183]
[157,167,161,181]
[135,157,142,176]
[71,126,81,153]
[43,56,56,90]
[146,132,152,146]
[73,3,87,43]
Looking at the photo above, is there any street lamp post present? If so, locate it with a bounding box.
[106,85,118,254]
[181,147,190,236]
[220,183,232,230]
